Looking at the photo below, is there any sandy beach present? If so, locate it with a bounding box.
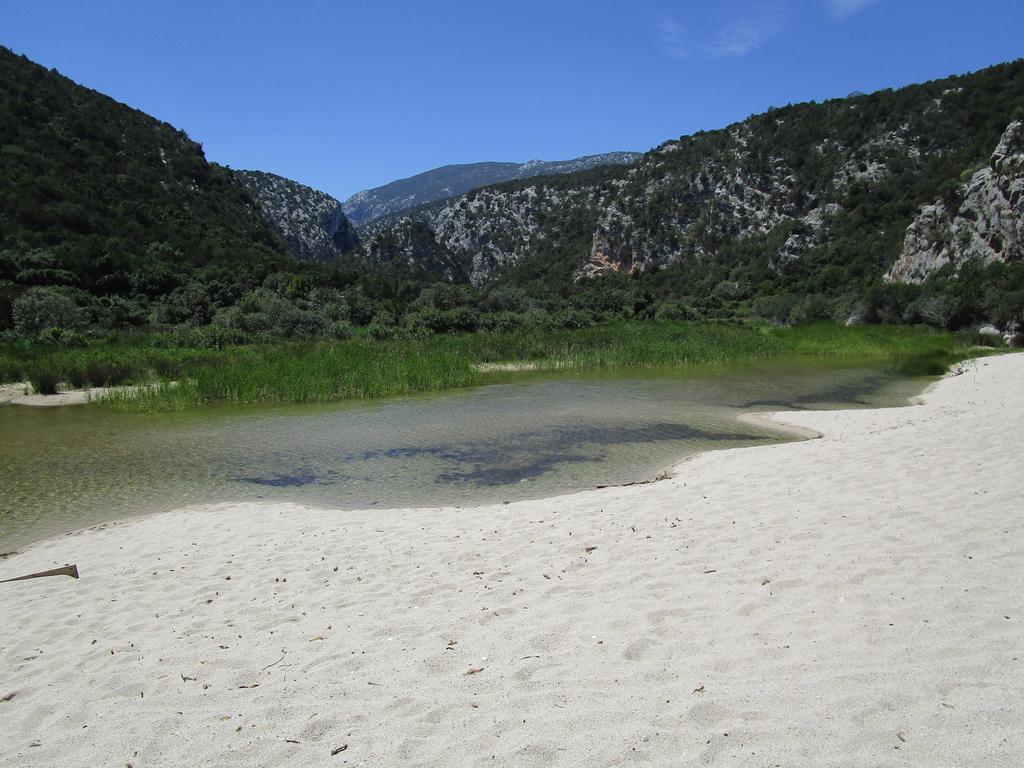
[0,382,151,407]
[1,353,1022,767]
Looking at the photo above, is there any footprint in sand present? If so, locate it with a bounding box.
[621,637,658,661]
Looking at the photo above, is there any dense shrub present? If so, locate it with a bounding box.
[213,289,326,338]
[307,287,350,322]
[93,295,149,329]
[414,284,478,311]
[653,300,699,322]
[327,320,354,340]
[479,311,525,334]
[150,283,215,326]
[405,306,479,334]
[12,287,85,334]
[367,310,400,340]
[479,286,532,313]
[790,294,834,324]
[551,309,594,329]
[27,363,61,395]
[752,294,798,325]
[36,326,88,347]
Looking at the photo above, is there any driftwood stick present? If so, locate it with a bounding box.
[0,564,79,583]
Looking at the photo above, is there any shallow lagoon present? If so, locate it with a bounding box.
[0,357,933,551]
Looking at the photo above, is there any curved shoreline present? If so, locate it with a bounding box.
[0,355,997,561]
[2,353,1021,766]
[733,410,824,441]
[0,361,954,556]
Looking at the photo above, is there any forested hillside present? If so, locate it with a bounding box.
[0,46,304,331]
[2,45,1023,346]
[392,59,1024,329]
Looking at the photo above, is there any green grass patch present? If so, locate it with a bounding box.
[1,322,981,410]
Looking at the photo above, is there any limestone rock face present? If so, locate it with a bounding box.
[358,63,1024,290]
[887,121,1024,283]
[404,92,971,286]
[432,185,602,286]
[425,117,914,285]
[235,170,359,262]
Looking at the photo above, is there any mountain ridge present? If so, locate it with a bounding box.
[2,44,1023,337]
[375,60,1024,308]
[342,152,641,226]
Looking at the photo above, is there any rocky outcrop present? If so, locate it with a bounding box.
[423,117,924,285]
[235,170,358,262]
[364,61,1024,291]
[432,184,604,285]
[887,120,1024,283]
[342,152,641,226]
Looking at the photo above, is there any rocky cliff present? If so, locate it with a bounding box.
[235,170,358,262]
[371,61,1024,293]
[887,120,1024,283]
[342,152,641,226]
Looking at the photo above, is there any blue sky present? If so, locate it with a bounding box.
[3,1,1022,200]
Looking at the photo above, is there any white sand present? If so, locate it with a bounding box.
[0,381,155,407]
[0,382,28,404]
[1,354,1022,767]
[474,362,542,373]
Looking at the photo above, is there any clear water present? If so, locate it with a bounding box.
[0,358,932,552]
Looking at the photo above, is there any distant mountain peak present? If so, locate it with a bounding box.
[342,152,642,226]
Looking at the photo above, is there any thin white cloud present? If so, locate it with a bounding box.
[662,2,792,59]
[661,18,690,58]
[828,0,883,18]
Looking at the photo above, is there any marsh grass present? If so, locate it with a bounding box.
[26,364,61,395]
[4,322,979,410]
[2,340,212,397]
[99,339,480,409]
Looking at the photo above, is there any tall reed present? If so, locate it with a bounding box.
[4,322,978,411]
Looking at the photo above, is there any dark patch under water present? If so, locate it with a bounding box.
[0,358,934,553]
[734,376,887,410]
[231,422,766,490]
[433,422,763,486]
[234,471,321,487]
